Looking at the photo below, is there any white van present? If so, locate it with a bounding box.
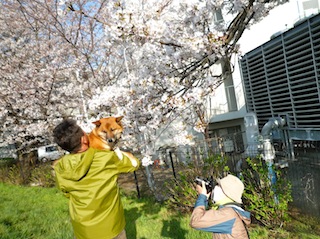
[37,144,64,162]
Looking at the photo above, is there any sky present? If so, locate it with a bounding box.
[239,0,301,54]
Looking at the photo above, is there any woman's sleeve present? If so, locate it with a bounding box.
[190,195,236,234]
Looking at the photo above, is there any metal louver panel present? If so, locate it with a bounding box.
[240,13,320,130]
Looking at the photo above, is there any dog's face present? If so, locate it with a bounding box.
[92,116,123,147]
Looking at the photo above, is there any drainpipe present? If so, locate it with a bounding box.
[244,113,261,157]
[261,117,286,185]
[222,59,238,112]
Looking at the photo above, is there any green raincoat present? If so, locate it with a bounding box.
[54,147,140,239]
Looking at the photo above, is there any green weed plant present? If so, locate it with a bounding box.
[0,161,56,187]
[241,157,293,228]
[164,154,229,213]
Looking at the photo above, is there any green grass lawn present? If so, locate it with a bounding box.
[0,183,320,239]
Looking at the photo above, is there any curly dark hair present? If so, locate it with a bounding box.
[53,119,84,153]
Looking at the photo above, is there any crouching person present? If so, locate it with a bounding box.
[190,174,251,239]
[52,119,140,239]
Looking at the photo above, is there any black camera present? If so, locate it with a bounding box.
[194,176,215,192]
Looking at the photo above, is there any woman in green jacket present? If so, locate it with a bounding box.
[53,119,140,239]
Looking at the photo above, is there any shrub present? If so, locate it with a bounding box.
[30,163,56,187]
[0,160,56,187]
[0,164,25,185]
[164,154,230,213]
[241,157,292,228]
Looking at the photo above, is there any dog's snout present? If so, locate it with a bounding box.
[108,138,114,143]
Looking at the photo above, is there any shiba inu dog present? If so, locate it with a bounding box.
[88,116,138,166]
[88,116,124,150]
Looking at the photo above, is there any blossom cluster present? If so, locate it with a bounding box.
[0,0,283,155]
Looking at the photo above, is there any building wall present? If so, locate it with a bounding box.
[208,3,320,218]
[240,13,320,137]
[238,13,320,218]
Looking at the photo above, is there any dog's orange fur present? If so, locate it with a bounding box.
[88,116,137,163]
[88,116,124,150]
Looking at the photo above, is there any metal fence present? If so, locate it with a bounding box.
[287,149,320,217]
[149,134,320,218]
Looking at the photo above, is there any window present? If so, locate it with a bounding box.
[213,8,224,24]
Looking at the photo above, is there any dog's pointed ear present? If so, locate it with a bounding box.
[92,120,101,127]
[116,116,124,123]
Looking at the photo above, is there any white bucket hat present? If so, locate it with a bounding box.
[217,174,244,204]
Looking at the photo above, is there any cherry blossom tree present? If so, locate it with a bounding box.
[0,0,287,194]
[0,1,88,149]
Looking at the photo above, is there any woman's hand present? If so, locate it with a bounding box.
[196,181,211,199]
